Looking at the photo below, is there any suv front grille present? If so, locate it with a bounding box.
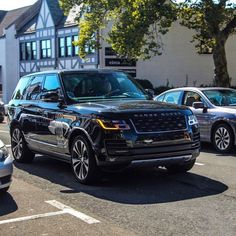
[130,112,187,133]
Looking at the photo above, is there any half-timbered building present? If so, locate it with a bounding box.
[0,0,98,102]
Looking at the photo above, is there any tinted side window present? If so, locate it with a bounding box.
[163,91,181,104]
[25,75,44,100]
[156,94,165,102]
[183,91,203,107]
[12,76,31,100]
[43,74,61,92]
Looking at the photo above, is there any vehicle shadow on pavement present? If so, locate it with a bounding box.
[14,155,228,205]
[201,142,236,156]
[0,192,18,216]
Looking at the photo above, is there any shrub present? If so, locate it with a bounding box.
[135,79,154,89]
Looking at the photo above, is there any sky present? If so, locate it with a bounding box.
[0,0,37,11]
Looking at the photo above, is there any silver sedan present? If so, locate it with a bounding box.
[155,87,236,153]
[0,139,13,193]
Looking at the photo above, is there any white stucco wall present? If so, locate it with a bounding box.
[3,25,19,103]
[0,37,6,86]
[137,22,236,87]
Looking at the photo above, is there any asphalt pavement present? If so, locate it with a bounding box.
[0,120,236,236]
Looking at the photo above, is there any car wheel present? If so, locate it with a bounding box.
[212,123,233,153]
[71,135,98,184]
[166,159,196,173]
[0,187,9,193]
[0,116,4,123]
[11,126,35,163]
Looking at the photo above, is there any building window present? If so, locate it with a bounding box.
[32,42,37,60]
[85,45,95,54]
[41,39,51,59]
[20,41,37,61]
[66,36,72,57]
[20,43,26,60]
[58,35,79,58]
[73,35,79,56]
[59,38,65,57]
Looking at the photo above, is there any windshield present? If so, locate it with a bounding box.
[62,71,148,102]
[203,89,236,106]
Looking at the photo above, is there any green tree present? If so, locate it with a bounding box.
[178,0,236,87]
[59,0,176,59]
[59,0,236,87]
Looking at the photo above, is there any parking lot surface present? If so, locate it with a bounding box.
[0,120,236,236]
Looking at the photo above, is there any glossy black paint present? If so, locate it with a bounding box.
[8,70,200,167]
[0,102,4,122]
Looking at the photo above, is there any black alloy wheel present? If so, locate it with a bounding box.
[71,135,98,184]
[11,126,35,163]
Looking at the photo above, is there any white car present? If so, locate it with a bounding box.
[0,139,13,193]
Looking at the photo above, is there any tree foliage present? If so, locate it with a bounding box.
[59,0,176,59]
[178,0,236,86]
[59,0,236,87]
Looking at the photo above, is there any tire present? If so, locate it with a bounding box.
[212,123,233,153]
[166,159,196,173]
[71,135,98,184]
[11,126,35,163]
[0,116,4,123]
[0,187,9,193]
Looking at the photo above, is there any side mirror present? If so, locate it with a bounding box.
[41,91,60,102]
[193,102,208,113]
[145,89,155,98]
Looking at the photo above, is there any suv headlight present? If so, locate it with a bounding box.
[0,145,9,162]
[96,119,130,130]
[188,115,198,126]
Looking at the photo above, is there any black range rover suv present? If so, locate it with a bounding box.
[8,70,200,184]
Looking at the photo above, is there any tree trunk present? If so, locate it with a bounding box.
[213,36,230,87]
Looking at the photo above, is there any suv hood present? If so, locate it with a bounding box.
[72,100,189,114]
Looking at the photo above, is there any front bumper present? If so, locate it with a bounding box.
[0,155,13,189]
[96,129,200,166]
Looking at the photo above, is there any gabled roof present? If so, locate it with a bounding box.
[0,0,78,36]
[57,5,79,28]
[46,0,65,26]
[0,6,30,36]
[0,10,7,23]
[14,0,42,34]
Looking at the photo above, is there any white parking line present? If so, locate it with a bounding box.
[195,162,205,166]
[5,144,11,148]
[46,200,100,224]
[0,211,65,225]
[0,200,100,226]
[0,130,9,133]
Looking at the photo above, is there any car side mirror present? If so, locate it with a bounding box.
[193,102,208,113]
[145,89,155,98]
[41,91,60,102]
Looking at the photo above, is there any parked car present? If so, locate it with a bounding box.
[155,87,236,152]
[8,70,200,184]
[0,139,13,193]
[0,100,5,123]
